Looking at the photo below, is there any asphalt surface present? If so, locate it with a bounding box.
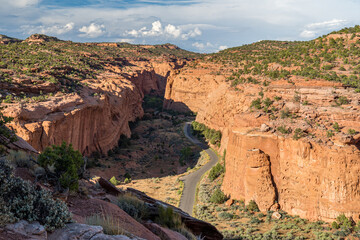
[178,122,220,216]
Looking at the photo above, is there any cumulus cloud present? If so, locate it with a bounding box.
[192,42,213,50]
[79,23,105,38]
[300,19,348,38]
[218,45,228,51]
[125,21,201,40]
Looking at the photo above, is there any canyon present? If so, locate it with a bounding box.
[2,31,360,227]
[163,54,360,222]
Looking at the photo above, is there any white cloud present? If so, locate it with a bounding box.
[192,41,213,50]
[300,19,348,38]
[165,24,181,38]
[21,22,74,35]
[306,19,347,30]
[218,45,228,51]
[79,23,105,38]
[117,38,135,43]
[181,27,201,40]
[125,21,202,40]
[300,30,316,38]
[10,0,40,7]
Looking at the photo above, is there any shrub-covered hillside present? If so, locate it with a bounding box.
[208,25,360,90]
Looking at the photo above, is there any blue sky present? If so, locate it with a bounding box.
[0,0,359,53]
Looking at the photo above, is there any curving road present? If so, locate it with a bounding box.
[179,122,219,216]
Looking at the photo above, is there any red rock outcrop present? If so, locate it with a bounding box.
[164,60,360,221]
[3,60,183,156]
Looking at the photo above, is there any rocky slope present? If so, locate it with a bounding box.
[164,29,360,221]
[0,35,193,155]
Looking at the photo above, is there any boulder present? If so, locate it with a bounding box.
[98,177,123,195]
[68,197,160,240]
[260,124,270,132]
[2,220,47,240]
[48,223,142,240]
[271,212,282,220]
[144,223,187,240]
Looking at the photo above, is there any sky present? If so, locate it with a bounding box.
[0,0,359,53]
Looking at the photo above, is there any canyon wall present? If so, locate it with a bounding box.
[3,60,182,156]
[164,61,360,221]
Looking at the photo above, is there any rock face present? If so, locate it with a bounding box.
[68,197,160,240]
[3,60,182,156]
[48,223,142,240]
[1,221,47,240]
[163,60,360,221]
[144,223,187,240]
[244,149,276,212]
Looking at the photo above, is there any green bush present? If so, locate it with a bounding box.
[116,193,148,221]
[293,128,306,140]
[348,128,357,135]
[277,125,290,134]
[251,98,262,109]
[218,212,233,220]
[38,141,84,191]
[332,221,340,229]
[191,121,222,145]
[156,206,182,229]
[210,188,227,204]
[246,200,260,212]
[109,176,120,186]
[0,159,72,230]
[208,163,225,181]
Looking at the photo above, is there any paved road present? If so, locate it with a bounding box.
[178,122,220,216]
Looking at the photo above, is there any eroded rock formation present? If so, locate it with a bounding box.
[163,59,360,221]
[3,60,184,156]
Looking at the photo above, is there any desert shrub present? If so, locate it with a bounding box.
[293,128,306,140]
[116,193,148,221]
[208,163,225,181]
[156,206,182,229]
[277,125,290,134]
[191,121,222,145]
[0,108,17,152]
[332,221,340,229]
[336,96,349,106]
[333,122,340,132]
[335,214,353,232]
[327,130,334,137]
[219,212,233,220]
[0,159,72,230]
[249,216,263,224]
[246,200,260,212]
[280,108,291,119]
[348,128,357,135]
[6,150,33,168]
[109,176,120,186]
[38,141,84,191]
[143,95,163,111]
[251,98,262,109]
[85,212,124,235]
[210,188,227,204]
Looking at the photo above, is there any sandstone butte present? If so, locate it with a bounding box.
[2,32,360,223]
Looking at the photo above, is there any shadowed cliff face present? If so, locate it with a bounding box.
[3,59,185,156]
[163,57,360,221]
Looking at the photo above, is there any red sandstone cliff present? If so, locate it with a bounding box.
[164,60,360,221]
[3,59,184,156]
